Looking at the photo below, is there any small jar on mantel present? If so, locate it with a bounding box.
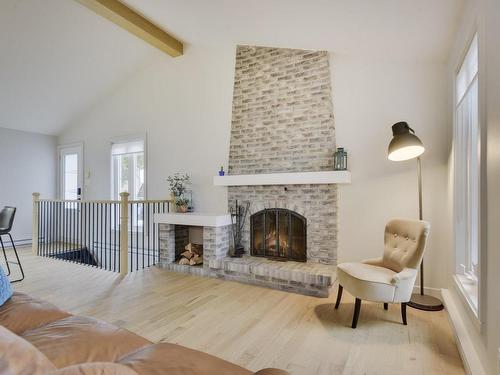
[333,147,348,171]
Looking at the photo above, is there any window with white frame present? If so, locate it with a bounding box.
[454,34,479,313]
[111,139,145,201]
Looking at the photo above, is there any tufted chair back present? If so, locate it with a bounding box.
[382,219,430,272]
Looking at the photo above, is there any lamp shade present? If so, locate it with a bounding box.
[387,122,425,161]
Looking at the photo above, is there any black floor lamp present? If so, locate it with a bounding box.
[387,121,444,311]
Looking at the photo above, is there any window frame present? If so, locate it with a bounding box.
[110,134,147,201]
[452,29,486,330]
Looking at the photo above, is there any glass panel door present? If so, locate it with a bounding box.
[59,145,83,200]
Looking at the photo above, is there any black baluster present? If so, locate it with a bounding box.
[104,203,107,270]
[147,203,150,267]
[129,203,133,273]
[100,203,103,269]
[48,201,52,256]
[41,201,44,256]
[92,202,95,266]
[118,203,121,274]
[152,203,156,264]
[56,201,61,255]
[142,202,145,270]
[45,201,49,257]
[37,201,41,255]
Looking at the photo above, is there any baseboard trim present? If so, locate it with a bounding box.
[441,288,488,375]
[0,237,32,248]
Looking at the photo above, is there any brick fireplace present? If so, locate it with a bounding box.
[227,45,337,265]
[158,45,339,297]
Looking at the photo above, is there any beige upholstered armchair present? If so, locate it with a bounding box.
[335,219,430,328]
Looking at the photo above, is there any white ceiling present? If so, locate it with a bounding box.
[0,0,155,135]
[125,0,463,62]
[0,0,463,135]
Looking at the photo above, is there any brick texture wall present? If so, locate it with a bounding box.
[229,46,335,174]
[228,46,337,265]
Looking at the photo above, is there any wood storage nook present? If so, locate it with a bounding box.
[178,243,203,266]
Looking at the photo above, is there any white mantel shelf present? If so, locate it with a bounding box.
[154,212,232,227]
[213,171,351,186]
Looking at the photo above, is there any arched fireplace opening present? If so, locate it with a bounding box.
[250,208,306,262]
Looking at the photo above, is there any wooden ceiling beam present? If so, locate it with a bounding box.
[75,0,183,57]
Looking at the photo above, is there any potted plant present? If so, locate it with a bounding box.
[167,173,191,213]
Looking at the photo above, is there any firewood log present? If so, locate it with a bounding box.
[189,255,203,265]
[179,258,190,265]
[185,242,203,255]
[180,250,194,259]
[192,244,204,255]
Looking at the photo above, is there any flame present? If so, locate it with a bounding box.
[265,230,289,250]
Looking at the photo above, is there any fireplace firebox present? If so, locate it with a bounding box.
[250,208,306,262]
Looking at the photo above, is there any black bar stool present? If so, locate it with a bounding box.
[0,206,24,282]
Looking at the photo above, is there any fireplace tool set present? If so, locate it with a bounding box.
[230,200,250,258]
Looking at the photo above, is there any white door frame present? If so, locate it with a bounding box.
[57,143,84,200]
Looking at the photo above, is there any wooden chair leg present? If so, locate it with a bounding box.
[335,284,343,309]
[401,303,407,325]
[352,298,361,328]
[383,303,388,310]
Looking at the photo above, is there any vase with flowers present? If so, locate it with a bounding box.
[167,173,191,213]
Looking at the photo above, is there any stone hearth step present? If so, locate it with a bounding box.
[208,256,336,297]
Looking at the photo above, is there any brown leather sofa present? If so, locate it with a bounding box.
[0,292,289,374]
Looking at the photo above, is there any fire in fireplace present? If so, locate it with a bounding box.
[250,208,306,262]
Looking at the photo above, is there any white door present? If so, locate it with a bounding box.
[59,145,83,200]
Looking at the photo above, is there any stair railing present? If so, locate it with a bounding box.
[32,192,171,275]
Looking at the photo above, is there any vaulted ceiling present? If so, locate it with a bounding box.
[126,0,463,63]
[0,0,463,136]
[0,0,156,135]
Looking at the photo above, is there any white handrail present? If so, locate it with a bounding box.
[38,198,172,204]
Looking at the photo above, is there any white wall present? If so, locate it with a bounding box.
[447,0,500,373]
[0,127,57,241]
[58,45,236,212]
[59,45,451,289]
[333,58,451,290]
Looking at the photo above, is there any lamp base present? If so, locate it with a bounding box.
[407,293,444,311]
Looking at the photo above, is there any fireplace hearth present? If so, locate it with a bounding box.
[250,208,306,262]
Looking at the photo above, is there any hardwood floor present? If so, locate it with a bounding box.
[7,248,465,375]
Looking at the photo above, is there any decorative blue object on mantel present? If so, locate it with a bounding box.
[0,266,13,306]
[219,166,225,176]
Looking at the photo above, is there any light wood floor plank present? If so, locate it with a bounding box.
[5,248,465,375]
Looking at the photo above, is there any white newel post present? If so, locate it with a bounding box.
[32,192,40,255]
[119,192,129,276]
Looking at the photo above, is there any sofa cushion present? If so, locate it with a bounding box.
[118,343,252,375]
[0,265,13,306]
[254,370,291,375]
[0,292,71,334]
[48,363,138,375]
[21,315,151,368]
[0,325,56,375]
